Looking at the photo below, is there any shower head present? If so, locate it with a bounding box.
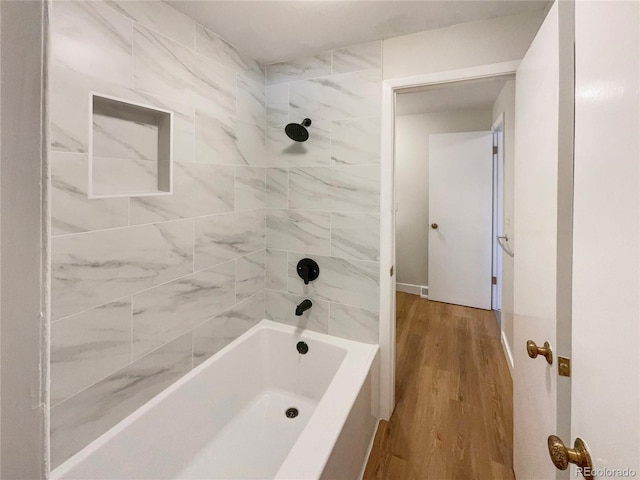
[285,118,312,142]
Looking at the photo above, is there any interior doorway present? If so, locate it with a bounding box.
[371,69,520,478]
[393,75,515,311]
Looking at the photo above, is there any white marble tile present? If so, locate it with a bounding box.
[236,251,265,302]
[188,51,237,119]
[50,333,192,468]
[51,152,128,236]
[133,24,193,101]
[266,52,332,85]
[194,211,265,270]
[195,112,239,165]
[195,113,266,166]
[289,69,381,121]
[105,1,196,49]
[195,25,264,84]
[328,303,379,344]
[50,63,90,153]
[52,219,193,320]
[236,120,267,166]
[331,212,380,261]
[287,253,379,311]
[289,166,380,212]
[266,168,288,208]
[235,167,266,212]
[132,261,236,359]
[266,121,331,167]
[193,291,264,366]
[237,75,266,126]
[265,289,328,334]
[129,163,234,224]
[266,210,331,255]
[331,117,381,166]
[92,156,159,196]
[51,299,132,406]
[51,1,133,86]
[92,101,159,162]
[332,42,382,74]
[266,84,289,127]
[266,249,288,292]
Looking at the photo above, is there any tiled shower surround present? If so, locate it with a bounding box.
[263,46,382,340]
[49,0,381,468]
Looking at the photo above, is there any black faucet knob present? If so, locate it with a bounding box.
[297,258,319,285]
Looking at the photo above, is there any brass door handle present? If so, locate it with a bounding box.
[431,223,438,229]
[547,436,593,478]
[526,340,553,364]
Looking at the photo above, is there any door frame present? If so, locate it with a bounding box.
[378,60,521,420]
[491,114,505,314]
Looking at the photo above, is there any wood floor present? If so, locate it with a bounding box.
[363,292,514,480]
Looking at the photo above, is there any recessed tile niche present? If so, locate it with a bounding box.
[89,93,173,198]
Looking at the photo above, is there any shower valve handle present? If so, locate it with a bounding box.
[297,258,320,285]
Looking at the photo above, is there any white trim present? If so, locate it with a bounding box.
[396,283,429,298]
[492,112,505,132]
[379,60,521,421]
[501,329,514,377]
[383,60,521,90]
[396,282,420,295]
[491,115,505,312]
[358,419,380,480]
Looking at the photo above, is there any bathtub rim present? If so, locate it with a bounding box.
[50,319,379,480]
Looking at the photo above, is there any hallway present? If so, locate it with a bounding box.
[363,292,514,479]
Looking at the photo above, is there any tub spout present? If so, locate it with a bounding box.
[295,299,313,316]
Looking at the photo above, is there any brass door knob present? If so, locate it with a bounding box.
[547,435,593,478]
[526,340,553,364]
[431,223,438,229]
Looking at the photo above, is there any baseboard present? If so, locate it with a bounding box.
[358,419,380,480]
[501,330,514,377]
[396,283,429,298]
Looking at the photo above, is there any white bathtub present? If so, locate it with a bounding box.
[51,320,380,480]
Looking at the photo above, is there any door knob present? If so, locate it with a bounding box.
[526,340,553,364]
[431,223,438,229]
[547,435,593,478]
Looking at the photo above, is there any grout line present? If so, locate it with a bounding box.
[234,257,239,304]
[192,217,196,272]
[329,211,333,257]
[264,287,378,316]
[51,250,263,325]
[51,209,251,239]
[53,281,269,409]
[130,297,134,363]
[191,330,195,371]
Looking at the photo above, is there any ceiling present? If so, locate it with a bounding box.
[168,1,549,64]
[395,75,514,115]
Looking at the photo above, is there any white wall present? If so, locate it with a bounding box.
[1,1,48,478]
[382,10,546,79]
[492,80,516,368]
[395,109,492,288]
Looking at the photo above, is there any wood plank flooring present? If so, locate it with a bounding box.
[363,292,514,480]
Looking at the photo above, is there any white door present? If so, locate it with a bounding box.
[570,1,639,477]
[513,1,567,478]
[428,131,493,310]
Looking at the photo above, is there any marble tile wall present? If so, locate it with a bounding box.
[49,0,267,468]
[264,43,382,347]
